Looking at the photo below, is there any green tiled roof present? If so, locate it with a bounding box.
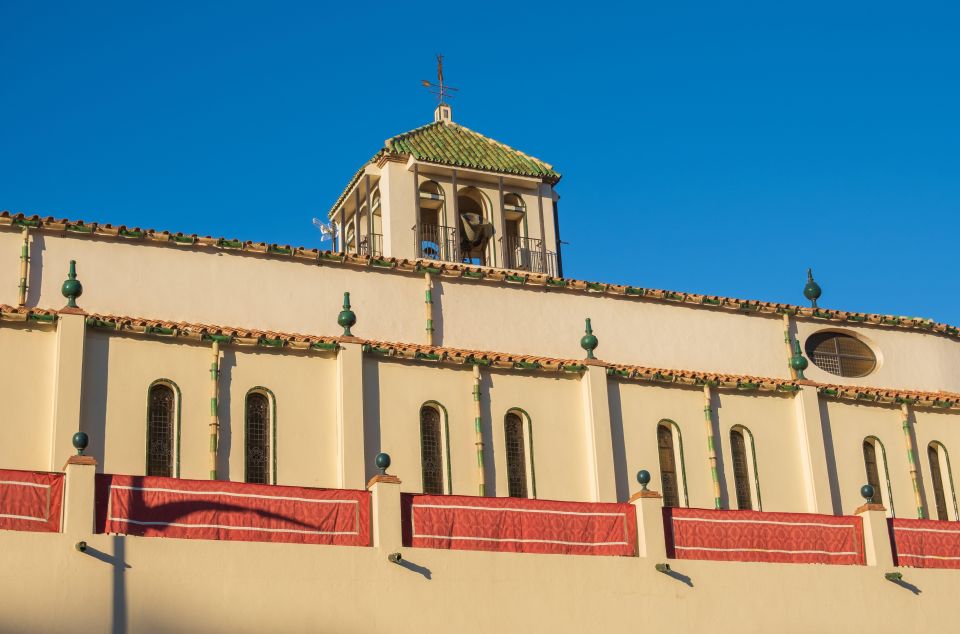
[384,121,560,182]
[328,120,560,217]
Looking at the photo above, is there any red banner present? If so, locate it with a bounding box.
[890,518,960,569]
[403,494,637,556]
[0,468,64,533]
[666,507,865,565]
[96,474,370,546]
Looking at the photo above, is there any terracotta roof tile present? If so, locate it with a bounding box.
[2,210,958,342]
[2,304,957,409]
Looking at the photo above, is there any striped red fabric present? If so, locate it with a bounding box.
[95,474,370,546]
[0,468,64,533]
[666,507,865,565]
[890,518,960,569]
[402,494,637,556]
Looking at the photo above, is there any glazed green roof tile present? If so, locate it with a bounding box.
[384,121,560,182]
[329,120,560,216]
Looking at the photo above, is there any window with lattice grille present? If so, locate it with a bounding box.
[863,440,883,505]
[505,412,528,498]
[805,332,876,377]
[658,425,680,508]
[731,429,753,510]
[245,392,270,484]
[929,444,949,521]
[147,384,174,477]
[420,406,444,495]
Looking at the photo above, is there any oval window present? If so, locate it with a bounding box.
[804,332,877,378]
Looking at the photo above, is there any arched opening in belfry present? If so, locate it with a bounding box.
[457,186,493,265]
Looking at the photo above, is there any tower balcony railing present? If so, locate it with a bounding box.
[358,233,383,258]
[414,225,559,274]
[415,223,460,263]
[501,235,559,277]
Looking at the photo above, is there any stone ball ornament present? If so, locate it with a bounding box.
[72,431,89,455]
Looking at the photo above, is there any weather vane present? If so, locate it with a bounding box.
[421,54,458,105]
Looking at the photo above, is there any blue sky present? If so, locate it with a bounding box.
[2,2,958,321]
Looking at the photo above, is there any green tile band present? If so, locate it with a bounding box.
[704,384,722,509]
[901,403,925,519]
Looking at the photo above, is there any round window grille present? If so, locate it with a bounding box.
[804,332,877,378]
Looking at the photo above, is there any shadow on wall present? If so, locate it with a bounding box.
[80,333,110,471]
[25,232,44,308]
[79,536,130,634]
[217,349,237,481]
[905,408,930,516]
[708,389,730,509]
[362,359,382,482]
[431,279,445,346]
[397,558,432,580]
[817,399,843,515]
[479,370,496,497]
[607,382,629,503]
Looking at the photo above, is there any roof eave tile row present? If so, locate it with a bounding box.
[3,304,959,411]
[2,211,956,340]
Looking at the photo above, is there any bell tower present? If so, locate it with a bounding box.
[326,57,563,276]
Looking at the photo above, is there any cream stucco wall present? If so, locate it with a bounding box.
[0,502,955,634]
[0,325,55,470]
[5,227,960,394]
[825,400,915,517]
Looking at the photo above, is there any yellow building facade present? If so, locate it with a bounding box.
[0,105,958,633]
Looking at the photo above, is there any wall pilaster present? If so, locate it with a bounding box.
[336,341,367,489]
[580,363,617,502]
[50,312,86,471]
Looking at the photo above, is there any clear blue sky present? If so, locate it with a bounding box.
[2,2,958,321]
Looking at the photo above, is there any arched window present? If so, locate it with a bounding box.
[146,382,176,477]
[805,332,877,378]
[420,405,445,495]
[928,442,957,521]
[862,437,894,516]
[657,422,686,508]
[245,391,272,485]
[418,180,449,260]
[504,410,534,498]
[457,186,492,265]
[730,429,751,509]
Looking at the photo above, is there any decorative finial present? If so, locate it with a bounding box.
[860,484,875,502]
[61,260,83,308]
[637,470,651,491]
[72,431,89,456]
[338,292,357,337]
[421,54,457,123]
[803,268,822,308]
[789,339,808,380]
[580,318,598,360]
[375,452,391,475]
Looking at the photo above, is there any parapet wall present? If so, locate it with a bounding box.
[0,463,953,634]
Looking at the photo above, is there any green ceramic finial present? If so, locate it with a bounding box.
[337,291,357,337]
[789,339,809,379]
[637,470,651,491]
[61,260,83,308]
[803,268,822,308]
[72,431,89,456]
[860,484,875,502]
[375,452,391,475]
[580,318,598,360]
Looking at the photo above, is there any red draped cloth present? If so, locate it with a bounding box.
[96,474,370,546]
[666,507,865,565]
[402,494,637,556]
[0,469,64,533]
[890,518,960,569]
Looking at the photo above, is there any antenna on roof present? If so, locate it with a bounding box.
[312,218,338,250]
[421,54,457,124]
